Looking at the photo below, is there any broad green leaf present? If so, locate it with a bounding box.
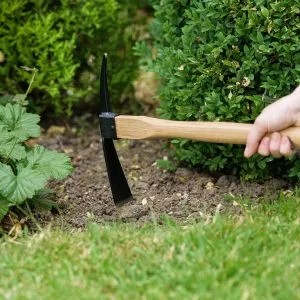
[0,103,40,141]
[26,145,73,180]
[0,163,46,204]
[0,197,10,221]
[261,6,269,18]
[0,140,26,160]
[0,126,26,160]
[0,126,13,140]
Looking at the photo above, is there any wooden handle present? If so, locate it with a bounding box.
[115,116,300,148]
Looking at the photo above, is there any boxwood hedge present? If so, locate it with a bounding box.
[150,0,300,179]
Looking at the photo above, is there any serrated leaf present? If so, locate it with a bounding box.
[0,163,46,204]
[26,145,73,180]
[0,126,26,160]
[0,197,11,221]
[0,140,26,160]
[0,103,40,141]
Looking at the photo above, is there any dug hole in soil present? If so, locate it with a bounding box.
[36,120,291,228]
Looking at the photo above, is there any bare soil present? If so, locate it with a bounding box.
[33,121,291,229]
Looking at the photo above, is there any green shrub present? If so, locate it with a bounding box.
[150,0,300,179]
[0,69,73,221]
[0,0,140,116]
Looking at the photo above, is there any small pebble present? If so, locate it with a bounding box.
[142,198,148,206]
[216,175,231,187]
[205,182,215,190]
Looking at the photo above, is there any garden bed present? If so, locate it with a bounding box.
[33,119,291,229]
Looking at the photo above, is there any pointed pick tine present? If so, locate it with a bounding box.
[100,53,111,113]
[99,53,133,205]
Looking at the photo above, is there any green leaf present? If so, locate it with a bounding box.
[156,159,177,172]
[0,140,26,160]
[0,126,26,160]
[26,145,73,180]
[0,163,46,204]
[0,103,40,141]
[256,31,264,44]
[261,6,269,18]
[0,197,11,221]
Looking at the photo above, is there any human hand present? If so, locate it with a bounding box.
[244,86,300,158]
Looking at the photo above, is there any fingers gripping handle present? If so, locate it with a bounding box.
[278,127,300,149]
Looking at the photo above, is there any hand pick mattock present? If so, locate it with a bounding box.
[99,54,300,205]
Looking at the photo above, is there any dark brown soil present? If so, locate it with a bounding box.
[34,123,291,229]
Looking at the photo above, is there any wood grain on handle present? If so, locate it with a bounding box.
[115,116,300,148]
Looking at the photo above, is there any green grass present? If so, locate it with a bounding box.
[0,197,300,300]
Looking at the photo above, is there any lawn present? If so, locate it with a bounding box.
[0,196,299,300]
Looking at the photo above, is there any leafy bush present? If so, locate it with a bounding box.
[0,0,140,116]
[0,70,72,221]
[149,0,300,179]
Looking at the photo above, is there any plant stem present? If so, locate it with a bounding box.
[24,68,38,100]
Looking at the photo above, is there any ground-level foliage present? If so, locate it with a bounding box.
[0,196,299,299]
[0,70,72,222]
